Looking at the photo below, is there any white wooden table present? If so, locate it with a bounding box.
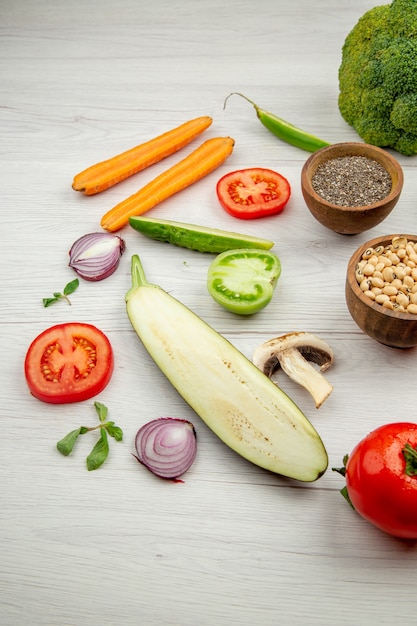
[2,1,417,624]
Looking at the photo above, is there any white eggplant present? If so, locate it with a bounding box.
[126,255,328,482]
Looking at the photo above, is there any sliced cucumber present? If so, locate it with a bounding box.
[126,254,328,482]
[128,215,274,253]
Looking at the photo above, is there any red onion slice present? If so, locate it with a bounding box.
[69,232,126,281]
[134,417,197,480]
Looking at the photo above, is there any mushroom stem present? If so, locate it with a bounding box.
[253,332,334,408]
[275,346,333,408]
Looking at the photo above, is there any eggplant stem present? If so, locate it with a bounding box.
[130,254,149,289]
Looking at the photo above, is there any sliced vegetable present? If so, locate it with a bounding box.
[134,417,197,481]
[224,92,330,152]
[101,136,235,232]
[129,215,274,252]
[126,254,328,482]
[207,249,281,315]
[253,332,334,408]
[72,116,213,195]
[333,423,417,539]
[69,232,126,281]
[57,401,123,471]
[216,168,291,219]
[24,323,114,404]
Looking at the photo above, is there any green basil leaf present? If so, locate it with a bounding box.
[94,401,108,422]
[57,427,82,456]
[43,297,58,308]
[63,278,79,296]
[106,423,123,441]
[86,429,109,471]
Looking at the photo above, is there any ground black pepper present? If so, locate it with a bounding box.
[312,156,392,207]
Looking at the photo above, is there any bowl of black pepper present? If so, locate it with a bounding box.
[301,142,404,235]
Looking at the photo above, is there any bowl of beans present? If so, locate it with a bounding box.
[346,235,417,348]
[301,142,404,235]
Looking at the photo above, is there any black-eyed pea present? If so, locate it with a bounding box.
[412,283,417,294]
[404,275,414,289]
[372,287,383,296]
[371,276,384,289]
[378,255,392,267]
[393,303,405,313]
[410,292,417,305]
[409,253,417,265]
[407,303,417,315]
[362,247,374,260]
[397,247,407,259]
[412,268,417,282]
[396,292,410,308]
[392,278,403,290]
[382,266,396,282]
[382,284,398,296]
[375,293,390,305]
[395,266,407,281]
[360,278,372,291]
[382,299,395,310]
[375,262,385,273]
[364,290,376,300]
[406,243,415,256]
[363,263,375,276]
[388,252,400,265]
[407,260,416,269]
[374,245,385,255]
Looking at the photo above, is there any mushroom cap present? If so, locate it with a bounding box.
[253,331,334,376]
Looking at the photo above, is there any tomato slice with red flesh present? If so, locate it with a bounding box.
[24,323,114,404]
[216,167,291,219]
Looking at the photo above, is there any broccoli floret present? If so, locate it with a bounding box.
[339,0,417,155]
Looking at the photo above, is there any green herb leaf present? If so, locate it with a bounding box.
[57,403,122,471]
[94,401,108,422]
[106,423,124,441]
[43,297,58,308]
[63,278,80,296]
[340,485,354,508]
[87,428,109,471]
[43,278,79,307]
[56,427,83,456]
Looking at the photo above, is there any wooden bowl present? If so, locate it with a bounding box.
[301,142,404,235]
[346,235,417,348]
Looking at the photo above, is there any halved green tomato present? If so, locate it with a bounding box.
[207,248,281,315]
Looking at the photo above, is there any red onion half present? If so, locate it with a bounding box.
[134,417,197,480]
[69,232,126,281]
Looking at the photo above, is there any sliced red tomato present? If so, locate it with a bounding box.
[216,167,291,219]
[338,423,417,539]
[24,322,114,404]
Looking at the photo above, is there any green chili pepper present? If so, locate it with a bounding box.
[224,92,330,153]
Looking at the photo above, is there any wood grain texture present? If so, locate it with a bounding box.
[1,1,417,625]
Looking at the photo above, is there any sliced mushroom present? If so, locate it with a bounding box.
[253,332,334,408]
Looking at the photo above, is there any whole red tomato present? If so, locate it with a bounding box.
[340,423,417,539]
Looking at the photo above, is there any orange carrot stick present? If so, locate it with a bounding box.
[100,136,235,232]
[72,116,213,195]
